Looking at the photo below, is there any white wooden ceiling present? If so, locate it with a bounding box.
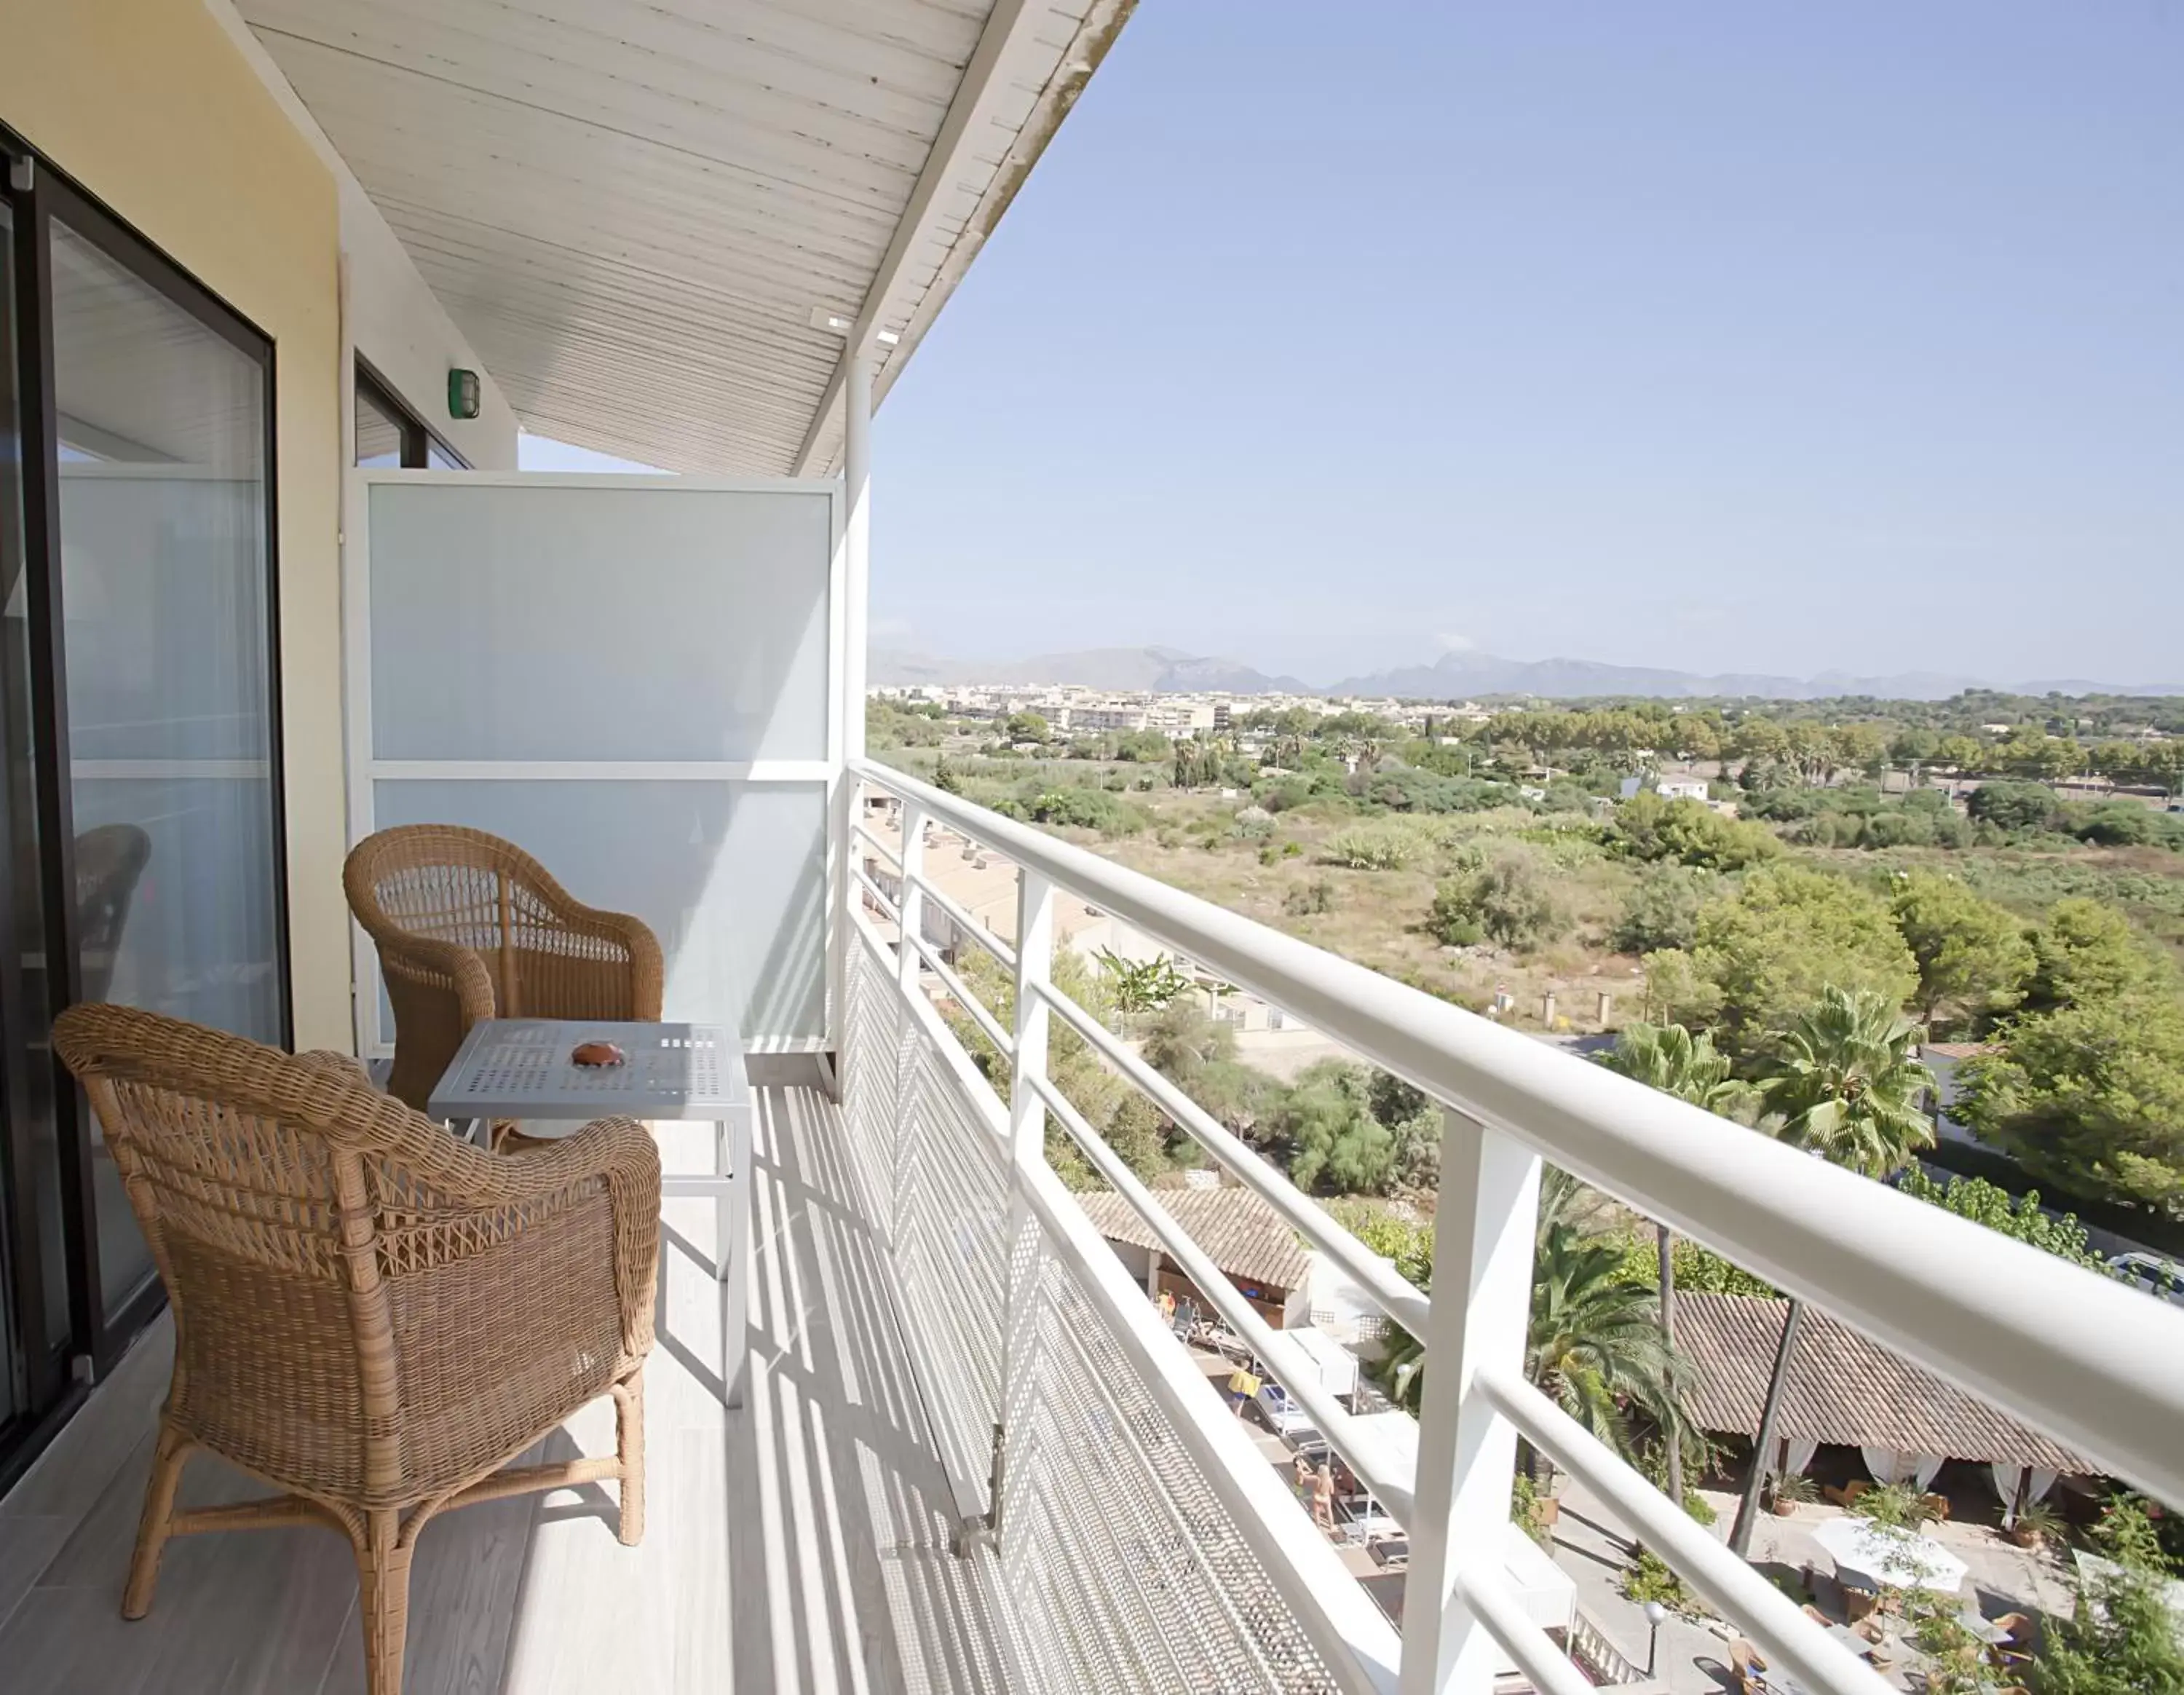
[239,0,1131,473]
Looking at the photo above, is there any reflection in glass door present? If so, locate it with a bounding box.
[46,213,283,1318]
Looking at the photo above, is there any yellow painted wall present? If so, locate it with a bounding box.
[0,0,352,1049]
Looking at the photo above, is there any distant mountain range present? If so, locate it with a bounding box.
[870,644,2184,703]
[872,645,1311,695]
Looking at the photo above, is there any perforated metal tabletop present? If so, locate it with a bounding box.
[427,1019,745,1121]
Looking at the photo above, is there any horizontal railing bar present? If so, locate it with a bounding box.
[1029,980,1433,1339]
[1452,1565,1596,1695]
[850,819,901,866]
[1479,1368,1888,1695]
[850,861,901,918]
[1026,1070,1418,1525]
[1013,1138,1404,1694]
[855,757,2184,1506]
[903,870,1019,971]
[906,929,1013,1059]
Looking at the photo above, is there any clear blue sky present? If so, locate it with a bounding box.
[534,4,2184,689]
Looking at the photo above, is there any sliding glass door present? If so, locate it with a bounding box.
[0,126,287,1484]
[47,209,284,1317]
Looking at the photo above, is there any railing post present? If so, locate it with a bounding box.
[993,868,1053,1541]
[1401,1110,1542,1695]
[890,802,927,1244]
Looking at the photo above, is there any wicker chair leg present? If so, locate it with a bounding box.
[613,1370,646,1546]
[122,1423,193,1620]
[355,1512,415,1695]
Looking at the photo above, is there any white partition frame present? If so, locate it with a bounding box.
[341,468,846,1058]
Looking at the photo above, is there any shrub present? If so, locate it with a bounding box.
[1613,864,1711,954]
[1611,791,1779,871]
[2069,801,2161,848]
[1283,878,1336,917]
[1323,818,1433,870]
[1025,786,1144,835]
[1619,1546,1698,1617]
[1431,845,1562,951]
[1230,805,1275,841]
[1966,780,2061,834]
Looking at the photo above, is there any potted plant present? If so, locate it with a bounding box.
[2005,1499,2065,1549]
[1767,1471,1819,1515]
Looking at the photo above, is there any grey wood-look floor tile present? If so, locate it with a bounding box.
[4,1321,171,1522]
[0,1513,71,1632]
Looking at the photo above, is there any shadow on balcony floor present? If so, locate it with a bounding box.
[0,1085,1012,1694]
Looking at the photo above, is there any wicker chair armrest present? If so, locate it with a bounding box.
[369,931,498,1023]
[454,1116,662,1359]
[296,1049,372,1086]
[542,901,665,1021]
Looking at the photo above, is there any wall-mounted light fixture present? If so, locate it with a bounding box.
[447,368,480,421]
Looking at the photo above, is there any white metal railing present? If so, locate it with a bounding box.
[839,756,2184,1695]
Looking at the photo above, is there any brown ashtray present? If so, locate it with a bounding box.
[571,1040,628,1068]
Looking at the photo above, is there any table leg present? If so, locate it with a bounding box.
[720,1113,751,1411]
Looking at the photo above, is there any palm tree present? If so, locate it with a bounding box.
[1730,989,1933,1552]
[1525,1169,1692,1465]
[1597,1023,1749,1503]
[1378,1171,1696,1463]
[1758,987,1934,1179]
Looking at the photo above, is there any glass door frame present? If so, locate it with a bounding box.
[0,120,292,1486]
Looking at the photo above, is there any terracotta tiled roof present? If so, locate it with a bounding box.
[1920,1042,1995,1061]
[1076,1186,1313,1294]
[1677,1292,2089,1472]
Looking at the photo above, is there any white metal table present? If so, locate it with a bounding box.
[428,1017,752,1407]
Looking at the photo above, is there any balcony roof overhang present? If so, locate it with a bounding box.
[237,0,1132,474]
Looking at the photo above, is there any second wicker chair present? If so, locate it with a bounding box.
[344,824,665,1115]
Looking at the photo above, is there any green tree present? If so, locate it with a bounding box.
[1757,987,1934,1177]
[2023,898,2167,1014]
[1527,1171,1693,1462]
[1888,870,2036,1028]
[1966,780,2061,834]
[1956,995,2184,1218]
[1137,996,1235,1078]
[1429,845,1562,950]
[1648,866,1920,1061]
[1597,1022,1750,1504]
[1611,791,1779,871]
[1277,1061,1396,1193]
[2030,1496,2184,1695]
[1934,734,1986,775]
[1613,864,1712,955]
[1002,710,1049,743]
[1094,948,1193,1014]
[1894,1169,2103,1269]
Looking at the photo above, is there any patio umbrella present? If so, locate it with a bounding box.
[1811,1517,1968,1595]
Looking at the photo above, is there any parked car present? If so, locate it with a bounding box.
[2108,1251,2184,1305]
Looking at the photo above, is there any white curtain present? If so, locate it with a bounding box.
[1784,1439,1819,1477]
[1913,1455,1945,1492]
[1861,1447,1911,1485]
[1988,1464,2060,1526]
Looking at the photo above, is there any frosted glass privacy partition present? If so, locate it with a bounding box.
[371,781,827,1038]
[350,471,842,1051]
[365,481,833,762]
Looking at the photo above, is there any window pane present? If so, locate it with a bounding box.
[50,219,283,1317]
[425,438,462,471]
[357,379,403,467]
